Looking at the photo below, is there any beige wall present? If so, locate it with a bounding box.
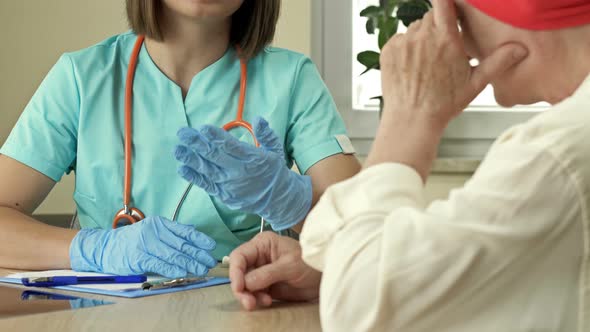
[0,0,466,215]
[0,0,129,214]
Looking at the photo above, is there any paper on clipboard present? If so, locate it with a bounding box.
[0,269,230,298]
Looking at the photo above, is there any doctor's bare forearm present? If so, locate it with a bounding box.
[0,207,77,270]
[364,108,445,182]
[292,153,362,233]
[0,155,78,270]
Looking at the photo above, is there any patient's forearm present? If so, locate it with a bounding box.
[0,207,77,270]
[365,108,444,182]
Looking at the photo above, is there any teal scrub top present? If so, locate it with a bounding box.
[0,32,349,259]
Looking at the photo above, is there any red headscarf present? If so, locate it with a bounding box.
[466,0,590,30]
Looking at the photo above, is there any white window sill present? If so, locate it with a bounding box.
[431,158,480,174]
[355,154,480,174]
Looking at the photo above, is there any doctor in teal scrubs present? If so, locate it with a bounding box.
[0,0,360,277]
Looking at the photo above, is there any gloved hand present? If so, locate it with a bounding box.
[69,216,217,278]
[174,117,312,231]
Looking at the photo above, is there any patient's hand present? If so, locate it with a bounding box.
[229,232,321,310]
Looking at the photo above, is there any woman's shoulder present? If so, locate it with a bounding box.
[249,47,320,83]
[62,31,137,67]
[256,46,309,61]
[249,46,318,77]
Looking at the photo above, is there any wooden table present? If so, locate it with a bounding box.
[0,268,321,332]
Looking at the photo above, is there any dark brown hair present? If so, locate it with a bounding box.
[126,0,281,59]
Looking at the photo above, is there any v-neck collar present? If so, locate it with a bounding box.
[138,41,237,102]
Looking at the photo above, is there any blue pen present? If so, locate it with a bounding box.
[21,275,147,287]
[21,290,80,301]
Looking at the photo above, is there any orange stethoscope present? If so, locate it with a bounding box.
[112,35,260,229]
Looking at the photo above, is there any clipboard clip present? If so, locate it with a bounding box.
[141,277,212,291]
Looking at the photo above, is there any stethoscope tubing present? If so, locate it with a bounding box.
[113,35,264,232]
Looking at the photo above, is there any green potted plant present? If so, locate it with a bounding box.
[357,0,432,114]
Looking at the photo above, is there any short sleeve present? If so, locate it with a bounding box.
[286,57,353,174]
[0,54,80,182]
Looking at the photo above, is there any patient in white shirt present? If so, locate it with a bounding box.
[228,0,590,331]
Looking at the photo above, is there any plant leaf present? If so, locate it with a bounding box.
[370,96,385,115]
[366,18,376,34]
[357,51,380,75]
[378,17,398,49]
[360,6,382,18]
[397,0,431,27]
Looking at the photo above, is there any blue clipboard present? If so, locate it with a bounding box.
[0,276,229,298]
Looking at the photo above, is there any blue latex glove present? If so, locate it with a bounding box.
[69,216,217,278]
[174,117,312,231]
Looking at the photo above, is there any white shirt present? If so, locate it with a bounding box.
[300,76,590,332]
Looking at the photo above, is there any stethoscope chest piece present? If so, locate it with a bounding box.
[113,206,145,229]
[112,35,255,229]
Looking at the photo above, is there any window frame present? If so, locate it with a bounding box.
[311,0,543,158]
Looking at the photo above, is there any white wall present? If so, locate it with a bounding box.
[0,0,467,215]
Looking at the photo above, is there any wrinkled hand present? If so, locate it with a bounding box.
[367,0,528,178]
[229,232,321,310]
[175,117,312,231]
[380,0,527,126]
[69,216,217,278]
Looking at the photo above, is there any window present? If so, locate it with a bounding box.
[312,0,548,158]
